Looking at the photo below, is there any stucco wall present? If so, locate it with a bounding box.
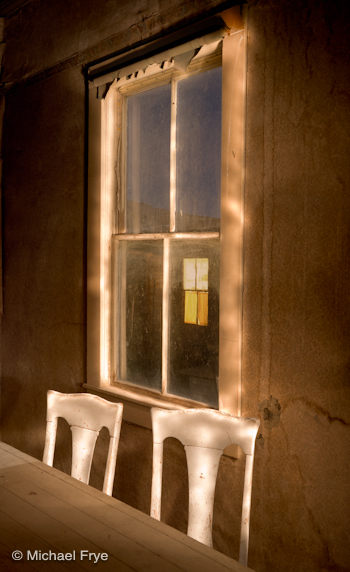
[243,2,350,570]
[0,1,349,571]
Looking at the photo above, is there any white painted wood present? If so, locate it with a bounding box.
[219,28,247,417]
[113,231,219,241]
[100,87,116,383]
[150,441,163,521]
[186,445,222,546]
[162,238,170,393]
[0,442,254,571]
[150,408,259,566]
[89,30,225,88]
[42,390,123,496]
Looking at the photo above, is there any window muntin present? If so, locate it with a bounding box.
[113,62,221,407]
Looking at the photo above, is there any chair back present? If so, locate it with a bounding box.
[150,407,259,566]
[43,390,123,496]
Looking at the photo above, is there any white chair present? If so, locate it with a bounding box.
[150,408,259,566]
[43,390,123,496]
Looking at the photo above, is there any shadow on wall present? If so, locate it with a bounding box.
[90,421,154,514]
[162,437,189,534]
[0,378,51,461]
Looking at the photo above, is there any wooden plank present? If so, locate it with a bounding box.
[0,443,253,571]
[0,511,77,571]
[0,482,177,572]
[0,465,232,572]
[0,487,128,571]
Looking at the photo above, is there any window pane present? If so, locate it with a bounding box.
[197,292,208,326]
[184,291,197,325]
[126,84,171,233]
[196,258,208,290]
[117,240,163,390]
[183,258,196,290]
[176,67,221,232]
[168,239,219,407]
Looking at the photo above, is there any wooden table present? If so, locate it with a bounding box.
[0,442,253,571]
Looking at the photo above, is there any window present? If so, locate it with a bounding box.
[114,60,221,407]
[87,12,246,417]
[183,258,209,326]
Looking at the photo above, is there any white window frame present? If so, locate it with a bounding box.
[85,12,246,420]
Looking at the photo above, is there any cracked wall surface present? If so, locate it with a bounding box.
[0,1,349,571]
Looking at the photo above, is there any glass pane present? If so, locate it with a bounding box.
[168,239,219,407]
[183,258,196,290]
[197,292,208,326]
[117,240,163,390]
[176,67,221,232]
[126,84,171,233]
[184,291,197,325]
[196,258,208,290]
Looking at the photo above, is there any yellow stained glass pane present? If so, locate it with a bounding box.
[184,290,197,324]
[196,258,208,290]
[197,291,208,326]
[183,258,196,290]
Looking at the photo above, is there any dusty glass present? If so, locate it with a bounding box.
[126,83,171,233]
[176,66,222,232]
[117,240,163,390]
[168,238,219,406]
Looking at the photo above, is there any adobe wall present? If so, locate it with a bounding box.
[243,2,350,570]
[0,1,349,571]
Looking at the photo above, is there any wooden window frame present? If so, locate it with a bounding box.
[85,15,246,424]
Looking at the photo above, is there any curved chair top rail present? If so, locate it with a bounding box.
[46,390,123,437]
[151,407,260,455]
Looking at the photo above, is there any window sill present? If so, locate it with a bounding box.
[82,382,239,458]
[83,382,207,428]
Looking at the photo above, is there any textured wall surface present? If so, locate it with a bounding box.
[243,2,350,570]
[0,1,349,571]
